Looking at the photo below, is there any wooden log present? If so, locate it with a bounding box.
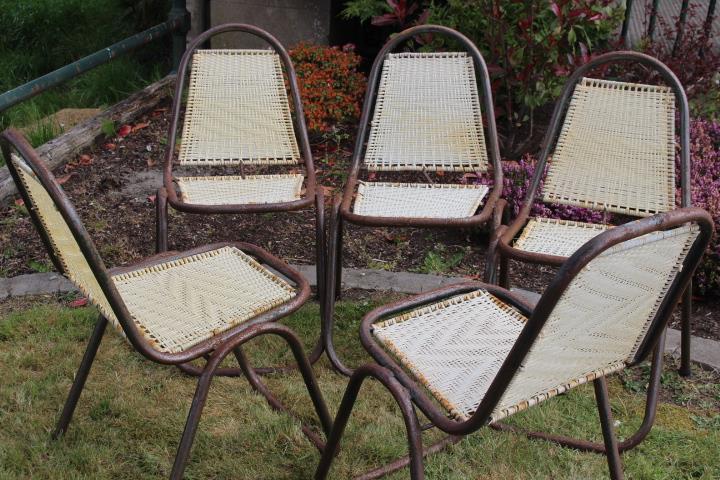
[0,74,175,204]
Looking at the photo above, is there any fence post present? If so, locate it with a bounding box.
[620,0,635,47]
[170,0,191,72]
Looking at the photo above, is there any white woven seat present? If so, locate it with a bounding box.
[111,246,296,354]
[175,174,304,205]
[373,290,526,420]
[374,225,698,422]
[514,218,611,258]
[543,78,676,217]
[353,181,489,219]
[364,52,488,172]
[179,50,300,166]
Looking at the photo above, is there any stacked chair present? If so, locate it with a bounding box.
[325,25,504,374]
[3,20,712,480]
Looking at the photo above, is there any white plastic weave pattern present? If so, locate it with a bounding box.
[373,290,527,419]
[12,156,298,353]
[542,78,676,216]
[514,218,611,258]
[112,246,296,353]
[178,50,300,166]
[372,225,697,422]
[176,174,304,205]
[364,52,488,172]
[11,155,118,327]
[495,225,698,421]
[353,181,488,219]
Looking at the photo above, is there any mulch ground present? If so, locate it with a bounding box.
[0,101,717,341]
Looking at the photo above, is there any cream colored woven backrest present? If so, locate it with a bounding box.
[492,224,698,421]
[542,78,676,216]
[11,155,119,328]
[364,52,488,172]
[178,49,301,166]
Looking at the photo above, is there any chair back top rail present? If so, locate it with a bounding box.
[516,51,691,222]
[163,24,315,199]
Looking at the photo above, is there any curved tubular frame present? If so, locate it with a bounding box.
[326,24,504,375]
[317,209,713,479]
[2,128,332,478]
[485,51,696,375]
[155,23,329,376]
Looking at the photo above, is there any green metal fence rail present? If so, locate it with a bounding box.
[0,0,190,115]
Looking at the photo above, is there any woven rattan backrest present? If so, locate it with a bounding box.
[492,224,698,421]
[542,78,676,216]
[178,49,301,166]
[364,52,488,172]
[10,155,119,327]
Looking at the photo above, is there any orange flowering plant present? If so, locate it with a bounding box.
[289,43,367,134]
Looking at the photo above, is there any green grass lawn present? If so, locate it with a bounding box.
[0,296,718,479]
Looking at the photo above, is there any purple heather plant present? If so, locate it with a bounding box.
[678,118,720,295]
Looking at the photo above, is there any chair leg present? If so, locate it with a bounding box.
[594,377,624,480]
[52,316,108,439]
[315,365,425,480]
[156,187,169,254]
[170,354,219,480]
[679,282,693,377]
[315,190,327,305]
[499,255,510,289]
[331,200,344,301]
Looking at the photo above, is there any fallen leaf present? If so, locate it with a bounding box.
[69,297,88,308]
[147,194,156,204]
[436,169,445,177]
[147,157,157,167]
[133,122,150,132]
[78,154,93,166]
[14,198,24,207]
[103,142,117,151]
[64,161,77,173]
[56,173,76,185]
[117,124,132,137]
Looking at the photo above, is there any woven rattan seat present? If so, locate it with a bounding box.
[179,49,300,166]
[374,224,698,422]
[373,290,526,419]
[514,218,611,258]
[542,78,676,217]
[175,174,304,205]
[364,52,488,172]
[112,246,296,353]
[353,181,489,219]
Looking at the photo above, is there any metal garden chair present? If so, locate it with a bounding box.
[325,25,503,375]
[316,207,713,480]
[1,129,332,480]
[156,24,329,375]
[486,52,697,379]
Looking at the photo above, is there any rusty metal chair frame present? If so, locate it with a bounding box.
[156,23,329,377]
[1,128,332,480]
[316,208,713,480]
[325,25,504,375]
[487,51,695,377]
